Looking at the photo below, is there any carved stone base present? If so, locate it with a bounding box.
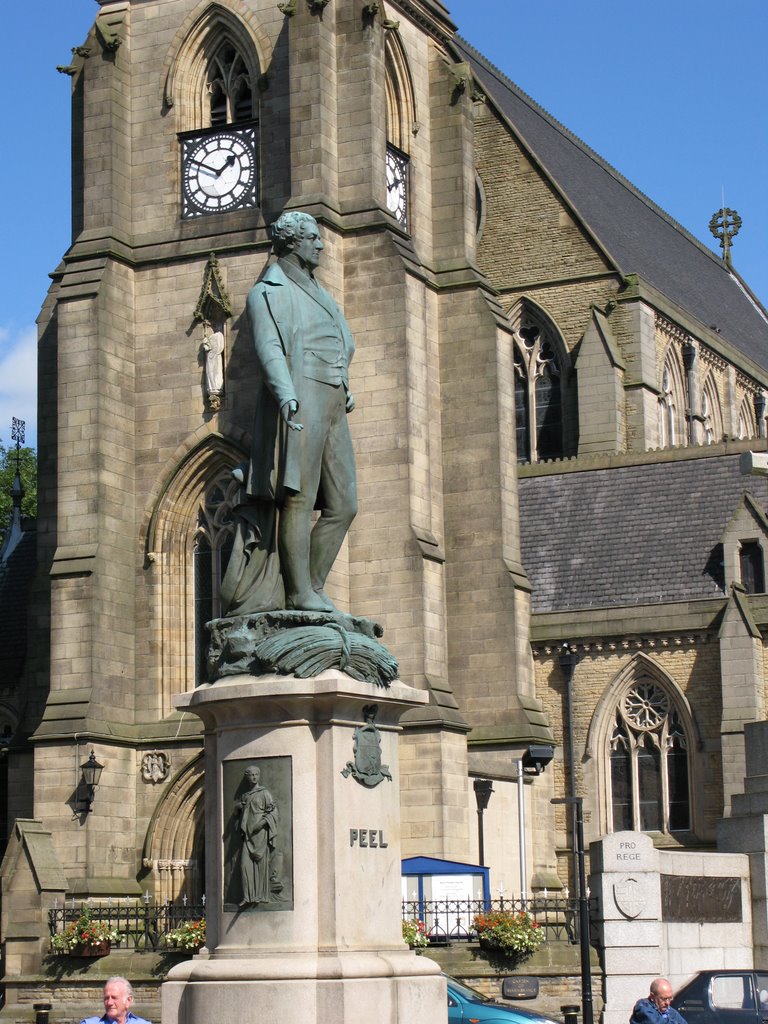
[163,672,444,1024]
[207,611,398,687]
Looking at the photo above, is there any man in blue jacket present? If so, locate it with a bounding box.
[631,978,686,1024]
[80,977,151,1024]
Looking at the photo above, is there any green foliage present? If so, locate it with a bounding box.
[50,908,122,953]
[402,918,428,948]
[473,909,544,964]
[165,918,206,951]
[0,443,37,532]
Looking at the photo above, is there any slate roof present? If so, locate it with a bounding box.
[518,456,767,613]
[0,530,36,686]
[453,37,768,374]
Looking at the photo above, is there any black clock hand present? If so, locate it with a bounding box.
[190,158,220,175]
[215,153,237,177]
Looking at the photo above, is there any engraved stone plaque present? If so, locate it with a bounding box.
[661,874,741,923]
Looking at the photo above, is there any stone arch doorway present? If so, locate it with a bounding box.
[142,753,205,903]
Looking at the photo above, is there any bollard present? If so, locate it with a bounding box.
[34,1003,52,1024]
[561,1005,580,1024]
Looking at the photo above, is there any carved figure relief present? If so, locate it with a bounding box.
[141,751,170,783]
[341,705,392,788]
[224,757,293,912]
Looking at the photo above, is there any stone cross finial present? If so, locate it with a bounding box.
[709,206,742,265]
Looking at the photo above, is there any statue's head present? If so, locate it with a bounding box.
[245,765,261,784]
[272,211,322,260]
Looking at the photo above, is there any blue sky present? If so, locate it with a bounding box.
[2,0,766,451]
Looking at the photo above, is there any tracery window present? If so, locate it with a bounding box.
[701,374,723,446]
[658,351,686,448]
[608,681,690,834]
[193,474,237,683]
[514,322,564,463]
[206,41,254,126]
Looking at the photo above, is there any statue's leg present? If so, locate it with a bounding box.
[310,390,357,600]
[279,391,329,612]
[279,501,327,610]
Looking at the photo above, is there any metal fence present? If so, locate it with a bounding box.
[401,895,580,945]
[48,898,206,952]
[49,893,582,952]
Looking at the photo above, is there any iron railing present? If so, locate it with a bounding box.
[49,894,584,952]
[48,897,206,952]
[401,894,581,945]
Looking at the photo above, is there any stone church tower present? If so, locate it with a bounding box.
[1,0,557,985]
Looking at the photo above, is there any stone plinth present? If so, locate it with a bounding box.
[588,832,660,1024]
[162,670,444,1024]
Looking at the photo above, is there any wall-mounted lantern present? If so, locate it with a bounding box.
[78,750,104,813]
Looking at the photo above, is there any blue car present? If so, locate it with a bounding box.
[446,977,564,1024]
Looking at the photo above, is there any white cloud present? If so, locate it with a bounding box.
[0,324,37,450]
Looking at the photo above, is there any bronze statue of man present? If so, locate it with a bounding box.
[221,211,357,614]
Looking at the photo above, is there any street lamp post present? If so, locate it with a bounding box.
[552,796,593,1024]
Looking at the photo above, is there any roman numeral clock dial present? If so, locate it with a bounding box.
[181,124,258,217]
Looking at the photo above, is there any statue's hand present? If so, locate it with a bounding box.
[345,391,356,413]
[281,399,303,430]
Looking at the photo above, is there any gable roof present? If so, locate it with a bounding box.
[453,36,768,373]
[518,454,766,613]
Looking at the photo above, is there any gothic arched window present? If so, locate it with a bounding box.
[659,351,686,448]
[193,474,237,683]
[146,435,245,715]
[738,396,757,440]
[513,320,565,463]
[702,374,723,446]
[206,40,254,126]
[384,33,414,230]
[164,10,265,134]
[608,680,691,834]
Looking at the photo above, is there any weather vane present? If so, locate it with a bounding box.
[11,417,25,474]
[709,206,741,266]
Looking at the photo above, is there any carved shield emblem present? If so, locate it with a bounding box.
[614,877,645,919]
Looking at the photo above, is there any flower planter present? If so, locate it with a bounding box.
[71,942,111,958]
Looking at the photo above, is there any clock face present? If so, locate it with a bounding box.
[386,145,409,228]
[181,124,258,217]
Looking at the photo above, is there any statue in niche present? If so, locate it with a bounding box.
[221,211,357,615]
[341,705,392,788]
[202,319,225,411]
[235,764,284,907]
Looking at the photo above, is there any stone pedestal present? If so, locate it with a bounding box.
[588,832,661,1024]
[162,670,444,1024]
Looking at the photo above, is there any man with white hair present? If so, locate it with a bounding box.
[631,978,686,1024]
[80,976,152,1024]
